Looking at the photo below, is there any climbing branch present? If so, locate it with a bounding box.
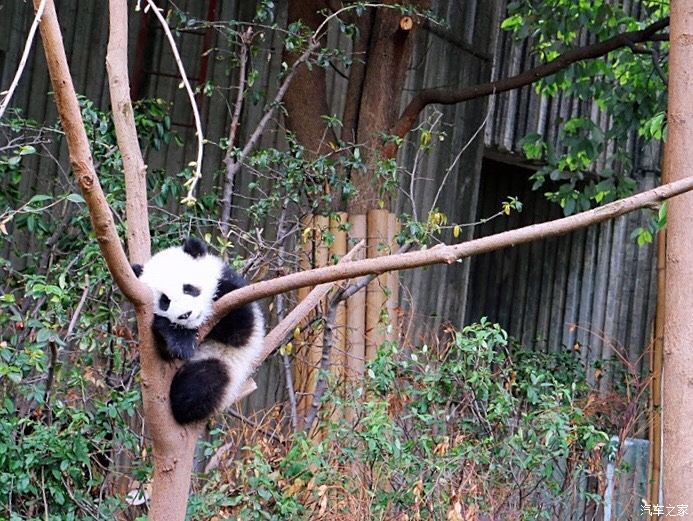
[386,17,670,156]
[207,173,693,350]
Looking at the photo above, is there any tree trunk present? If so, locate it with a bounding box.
[348,5,420,214]
[283,2,423,214]
[284,0,334,155]
[662,0,693,506]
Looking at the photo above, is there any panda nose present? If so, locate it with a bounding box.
[178,311,191,320]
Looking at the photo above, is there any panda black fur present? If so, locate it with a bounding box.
[132,237,264,425]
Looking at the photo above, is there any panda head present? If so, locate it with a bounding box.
[133,238,223,329]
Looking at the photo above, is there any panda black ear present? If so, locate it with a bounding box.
[132,264,143,277]
[183,237,207,258]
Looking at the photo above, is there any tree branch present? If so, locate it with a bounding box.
[302,294,340,433]
[206,167,693,416]
[106,3,199,520]
[34,0,149,306]
[387,17,670,156]
[209,173,693,337]
[106,0,150,263]
[144,0,205,204]
[219,40,318,233]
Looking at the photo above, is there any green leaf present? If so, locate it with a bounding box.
[27,194,52,205]
[65,193,85,204]
[36,329,53,343]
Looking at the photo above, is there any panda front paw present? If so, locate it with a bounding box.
[152,315,198,360]
[166,334,197,360]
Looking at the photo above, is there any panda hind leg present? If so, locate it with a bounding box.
[169,358,230,425]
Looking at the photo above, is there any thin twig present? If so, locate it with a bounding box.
[0,0,47,119]
[302,295,340,433]
[204,409,283,473]
[430,102,491,213]
[220,27,252,233]
[144,0,204,204]
[66,278,90,339]
[273,200,299,431]
[41,468,49,521]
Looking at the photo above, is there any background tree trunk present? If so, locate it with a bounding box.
[284,1,424,214]
[347,4,421,213]
[662,0,693,506]
[284,0,334,155]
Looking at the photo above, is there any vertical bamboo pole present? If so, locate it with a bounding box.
[294,214,314,428]
[346,215,367,388]
[366,209,391,360]
[648,228,665,505]
[329,212,348,421]
[386,213,400,342]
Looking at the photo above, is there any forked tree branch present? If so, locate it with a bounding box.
[34,0,149,306]
[385,17,670,157]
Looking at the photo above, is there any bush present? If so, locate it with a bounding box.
[191,320,616,520]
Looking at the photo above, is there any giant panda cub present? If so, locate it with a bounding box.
[131,237,264,425]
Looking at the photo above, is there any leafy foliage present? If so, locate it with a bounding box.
[190,321,624,520]
[0,99,192,519]
[505,1,669,216]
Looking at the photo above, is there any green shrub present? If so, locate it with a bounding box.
[192,320,616,520]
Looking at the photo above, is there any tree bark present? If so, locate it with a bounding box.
[662,0,693,506]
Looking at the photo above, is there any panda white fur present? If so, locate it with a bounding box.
[132,237,264,425]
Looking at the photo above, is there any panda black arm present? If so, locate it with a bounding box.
[208,266,258,347]
[152,315,197,360]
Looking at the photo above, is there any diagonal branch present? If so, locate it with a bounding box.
[208,173,693,339]
[386,17,670,157]
[201,174,693,412]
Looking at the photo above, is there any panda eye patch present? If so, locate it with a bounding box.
[183,284,201,297]
[159,294,171,311]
